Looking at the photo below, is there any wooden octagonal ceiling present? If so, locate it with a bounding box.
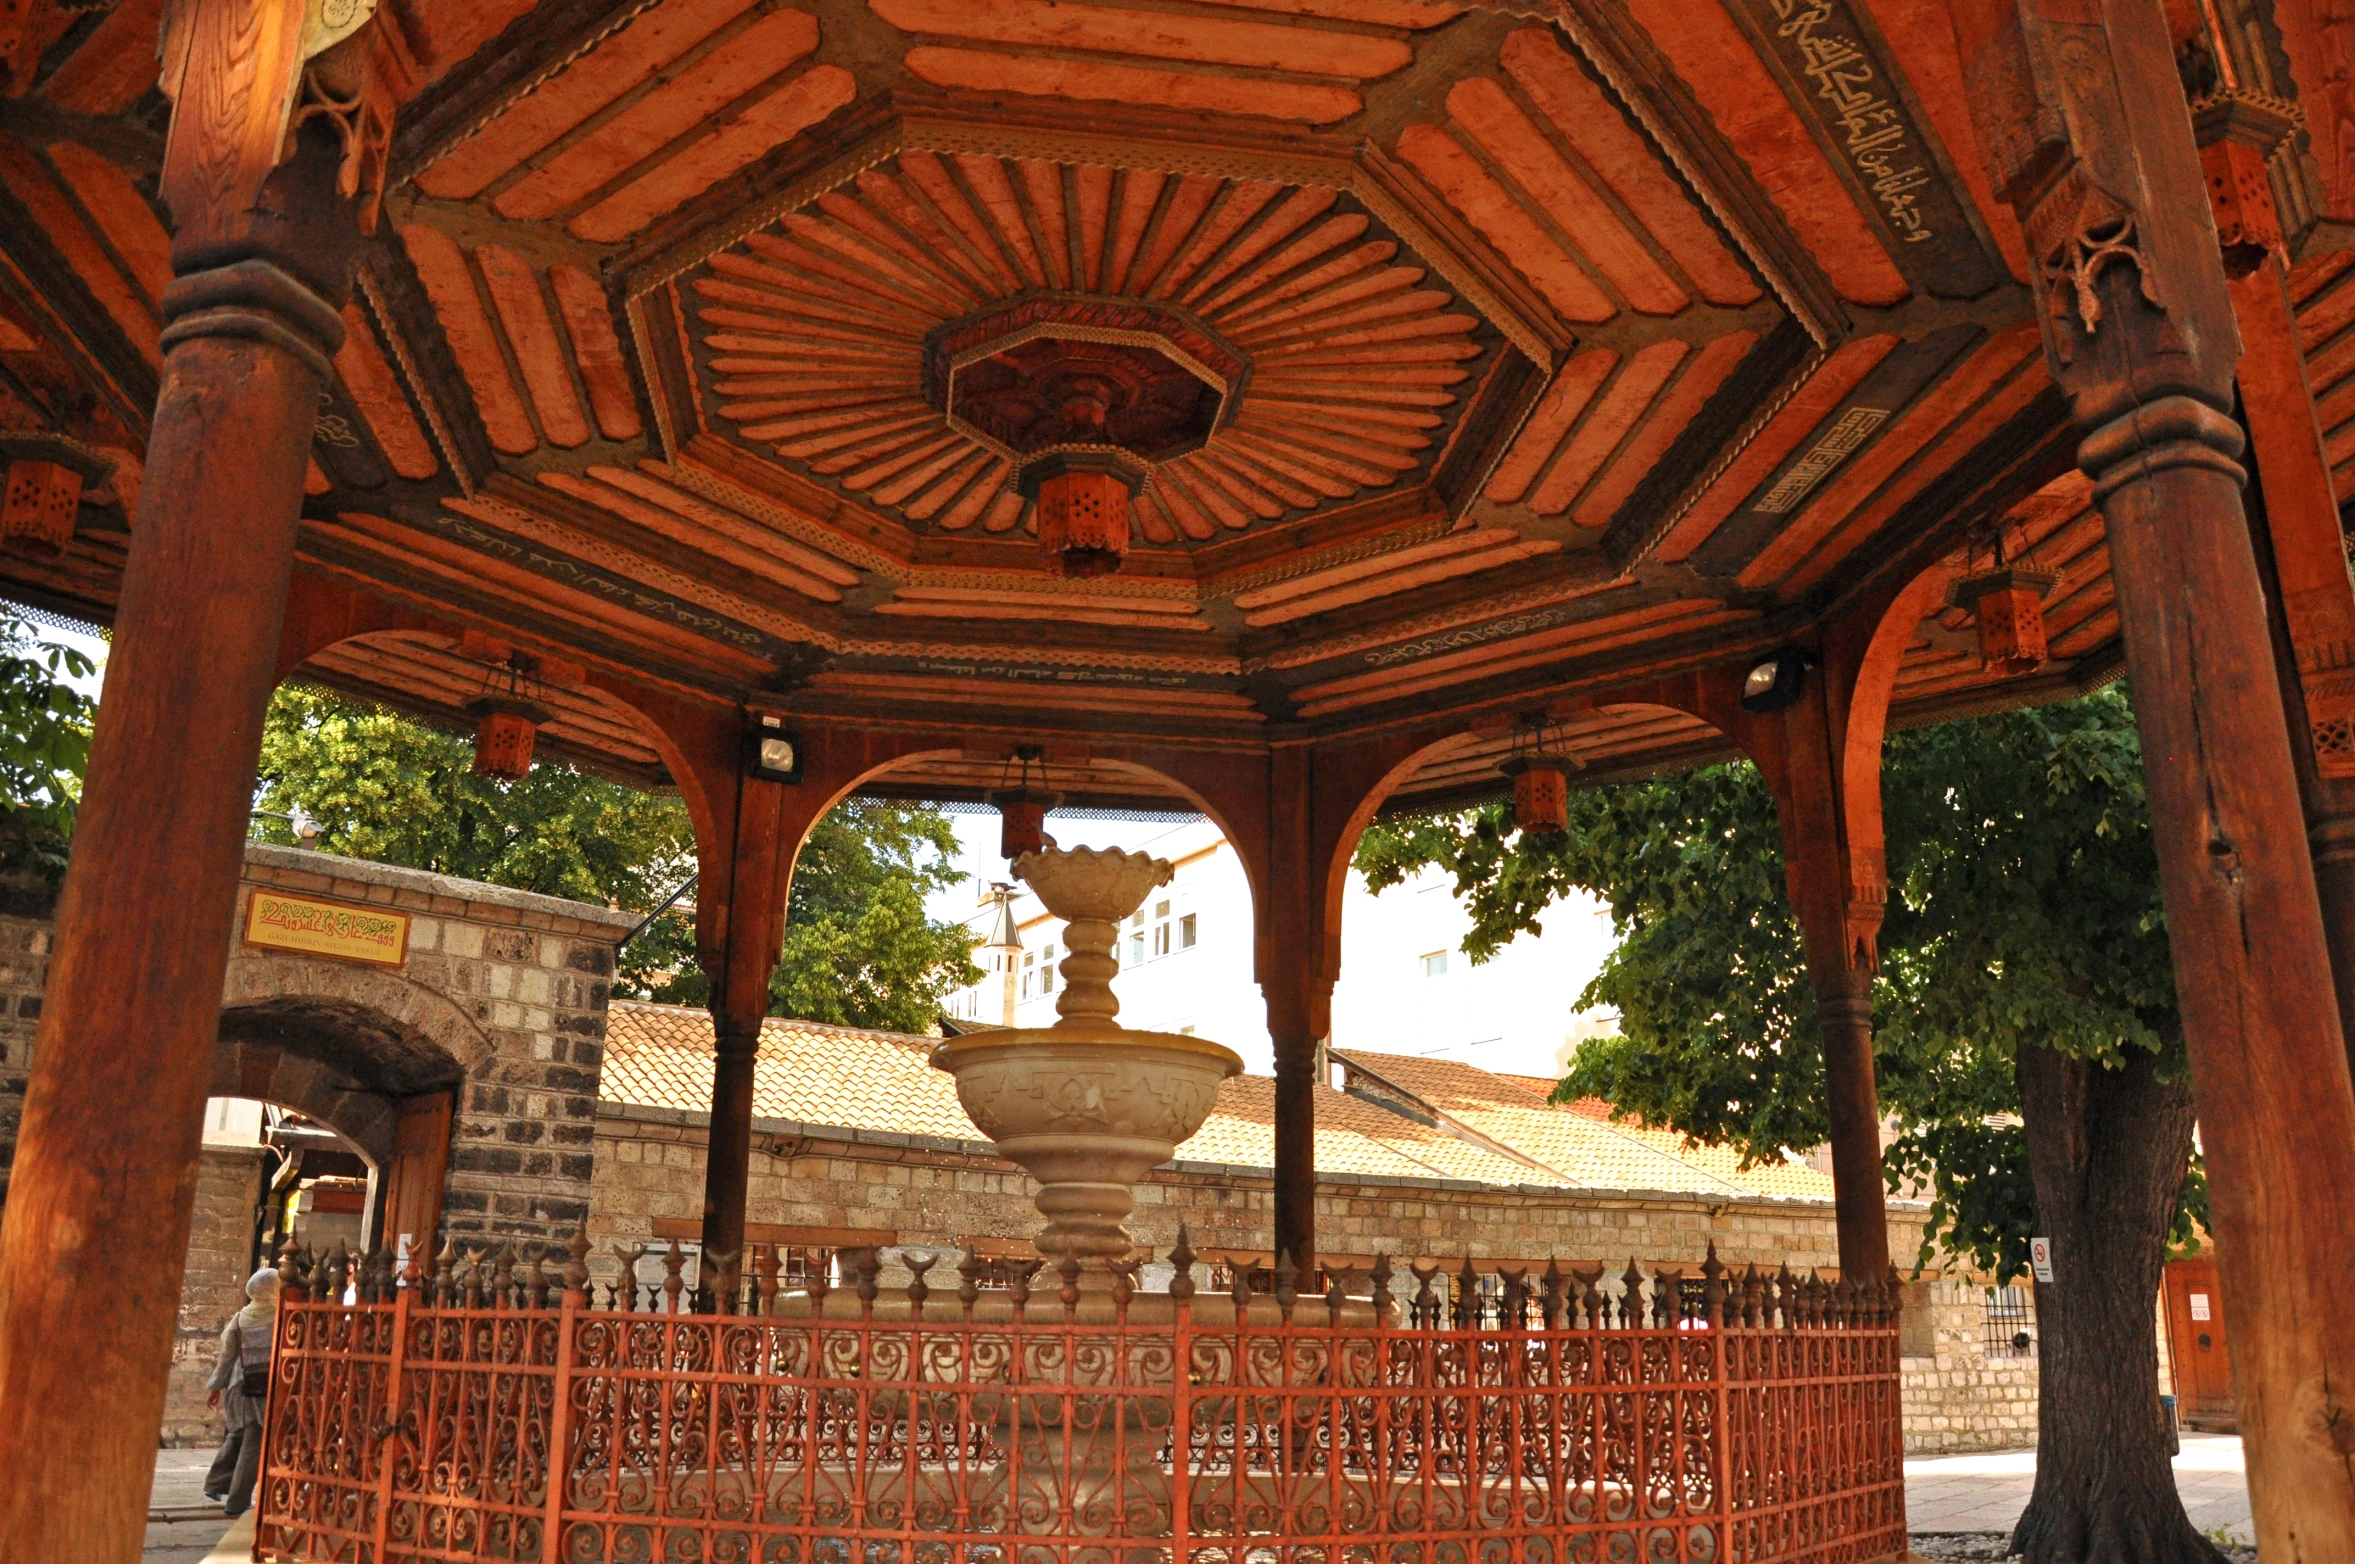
[1,0,2253,799]
[679,158,1509,548]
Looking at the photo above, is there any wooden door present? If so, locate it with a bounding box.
[2163,1258,2235,1429]
[378,1091,453,1281]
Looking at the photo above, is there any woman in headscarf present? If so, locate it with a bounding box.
[201,1266,281,1517]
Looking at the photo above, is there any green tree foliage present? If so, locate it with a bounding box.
[258,687,979,1033]
[255,685,695,908]
[1354,689,2199,1280]
[0,612,95,845]
[634,799,982,1034]
[1360,689,2224,1562]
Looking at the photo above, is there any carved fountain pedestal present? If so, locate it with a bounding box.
[933,843,1242,1298]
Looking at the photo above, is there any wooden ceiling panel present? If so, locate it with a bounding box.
[299,632,671,778]
[685,153,1502,548]
[1497,28,1760,309]
[334,305,440,481]
[0,139,160,368]
[414,0,772,201]
[878,0,1442,126]
[1236,527,1559,627]
[1619,0,1908,306]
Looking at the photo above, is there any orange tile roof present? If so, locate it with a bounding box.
[600,1004,1826,1199]
[1338,1051,1748,1195]
[1556,1097,1838,1199]
[1343,1055,1836,1201]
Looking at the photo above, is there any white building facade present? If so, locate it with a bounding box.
[942,816,1619,1082]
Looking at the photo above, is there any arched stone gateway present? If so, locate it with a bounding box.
[0,842,636,1448]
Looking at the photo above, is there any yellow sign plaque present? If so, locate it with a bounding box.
[242,889,411,968]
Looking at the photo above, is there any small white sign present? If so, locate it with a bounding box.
[2189,1292,2211,1322]
[2029,1236,2055,1284]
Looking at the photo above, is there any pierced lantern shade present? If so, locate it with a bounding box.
[1020,450,1146,579]
[466,697,547,781]
[2,459,80,558]
[991,789,1058,859]
[1502,756,1574,835]
[1951,568,2056,677]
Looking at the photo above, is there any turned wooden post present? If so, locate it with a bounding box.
[1961,0,2355,1548]
[698,764,790,1267]
[1261,742,1331,1277]
[2221,238,2355,1083]
[1753,667,1893,1279]
[0,0,410,1555]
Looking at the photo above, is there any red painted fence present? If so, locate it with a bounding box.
[254,1240,1907,1563]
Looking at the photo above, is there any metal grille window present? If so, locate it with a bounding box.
[1984,1285,2035,1356]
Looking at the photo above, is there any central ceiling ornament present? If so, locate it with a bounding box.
[925,298,1247,578]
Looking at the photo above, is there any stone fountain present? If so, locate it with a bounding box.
[933,843,1242,1290]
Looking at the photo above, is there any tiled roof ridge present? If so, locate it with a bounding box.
[1329,1050,1576,1183]
[1334,1046,1751,1198]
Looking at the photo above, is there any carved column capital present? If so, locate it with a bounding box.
[155,0,417,283]
[1963,0,2244,429]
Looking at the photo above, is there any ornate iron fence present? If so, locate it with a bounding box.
[255,1235,1906,1564]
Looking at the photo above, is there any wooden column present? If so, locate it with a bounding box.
[1260,742,1331,1276]
[1961,1,2355,1549]
[698,763,791,1269]
[636,712,944,1268]
[2220,235,2355,1082]
[0,0,410,1555]
[1752,665,1893,1279]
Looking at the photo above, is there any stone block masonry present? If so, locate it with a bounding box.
[162,1145,268,1447]
[0,845,637,1249]
[0,911,50,1207]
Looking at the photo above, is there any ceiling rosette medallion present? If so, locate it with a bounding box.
[925,298,1246,577]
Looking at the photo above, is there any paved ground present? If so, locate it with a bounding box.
[1906,1433,2253,1546]
[144,1446,235,1563]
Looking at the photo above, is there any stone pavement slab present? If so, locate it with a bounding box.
[145,1447,234,1562]
[1905,1434,2252,1546]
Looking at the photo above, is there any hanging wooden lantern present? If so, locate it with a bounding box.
[991,789,1055,858]
[465,697,547,781]
[1020,449,1146,580]
[1,459,80,558]
[1950,568,2057,677]
[987,747,1061,859]
[1502,756,1575,834]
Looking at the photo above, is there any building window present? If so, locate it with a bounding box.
[1038,945,1057,993]
[1422,950,1450,978]
[1021,950,1035,999]
[1179,913,1197,949]
[1984,1286,2035,1357]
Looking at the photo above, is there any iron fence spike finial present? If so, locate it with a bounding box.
[956,1247,981,1314]
[1057,1253,1082,1315]
[1169,1228,1196,1305]
[904,1249,935,1314]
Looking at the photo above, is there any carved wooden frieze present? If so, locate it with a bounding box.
[1722,0,2004,298]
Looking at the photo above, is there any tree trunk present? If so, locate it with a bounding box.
[2010,1036,2222,1564]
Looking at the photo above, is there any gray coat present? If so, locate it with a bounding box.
[206,1314,272,1427]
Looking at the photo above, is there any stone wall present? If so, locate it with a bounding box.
[589,1102,1881,1274]
[1897,1275,2041,1454]
[229,848,634,1242]
[163,1144,267,1447]
[0,911,50,1206]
